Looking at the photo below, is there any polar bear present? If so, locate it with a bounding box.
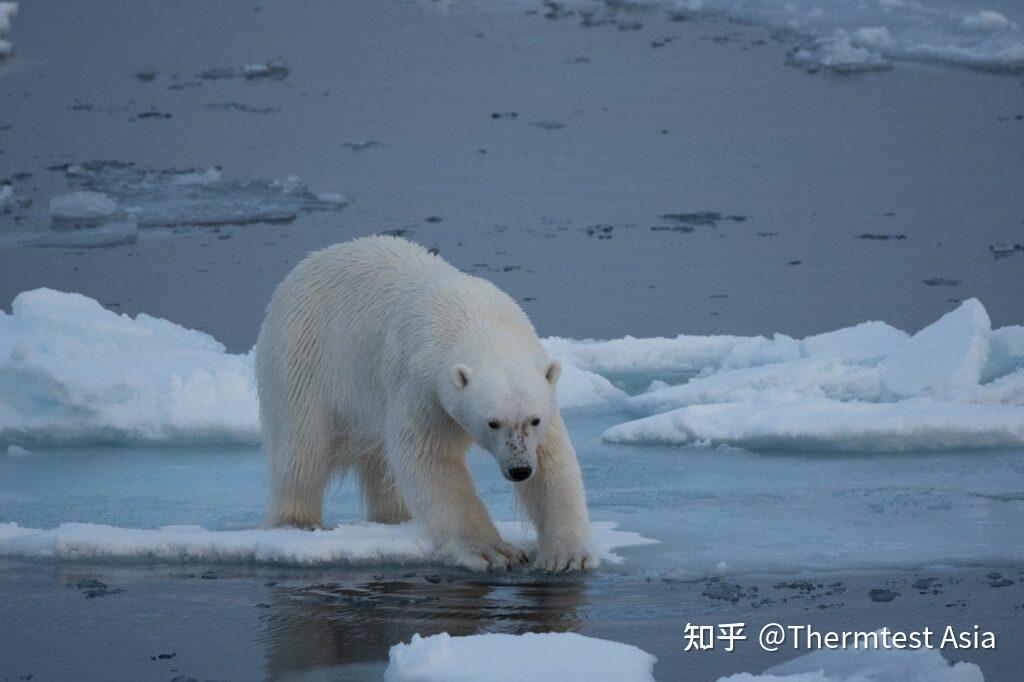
[256,236,597,572]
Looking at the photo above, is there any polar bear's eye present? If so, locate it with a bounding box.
[488,420,500,429]
[530,418,541,426]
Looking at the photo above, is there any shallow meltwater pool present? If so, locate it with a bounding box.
[1,411,1022,680]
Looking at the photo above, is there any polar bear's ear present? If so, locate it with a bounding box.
[451,364,473,389]
[544,359,561,385]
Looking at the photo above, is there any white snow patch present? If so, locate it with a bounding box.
[720,635,983,681]
[556,361,627,409]
[788,30,892,72]
[0,520,654,567]
[384,631,657,682]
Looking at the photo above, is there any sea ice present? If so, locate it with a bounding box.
[53,161,348,228]
[384,631,657,682]
[0,289,258,446]
[879,298,990,398]
[0,2,16,57]
[24,218,139,248]
[48,191,119,224]
[0,520,654,567]
[0,184,14,209]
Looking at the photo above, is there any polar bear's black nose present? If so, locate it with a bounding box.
[508,466,533,481]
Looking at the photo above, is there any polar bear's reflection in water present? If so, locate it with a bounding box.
[262,573,587,678]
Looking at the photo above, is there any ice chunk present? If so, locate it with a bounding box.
[56,161,348,228]
[880,299,990,398]
[5,444,31,457]
[789,30,892,72]
[542,334,748,376]
[625,359,884,415]
[603,398,1024,452]
[799,320,908,363]
[385,632,657,682]
[48,191,119,223]
[0,289,258,446]
[0,520,654,567]
[0,184,13,208]
[0,2,16,57]
[556,362,627,409]
[721,636,983,681]
[23,218,139,248]
[983,325,1024,383]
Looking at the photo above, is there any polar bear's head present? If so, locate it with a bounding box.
[443,359,561,482]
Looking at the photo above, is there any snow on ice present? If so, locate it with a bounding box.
[384,631,657,682]
[0,520,654,567]
[0,290,1021,451]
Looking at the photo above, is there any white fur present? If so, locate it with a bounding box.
[256,236,596,572]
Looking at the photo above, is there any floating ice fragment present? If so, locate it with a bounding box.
[385,631,657,682]
[23,218,139,249]
[962,11,1010,32]
[55,161,347,228]
[48,191,119,224]
[0,2,16,57]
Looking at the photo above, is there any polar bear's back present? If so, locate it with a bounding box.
[256,236,538,437]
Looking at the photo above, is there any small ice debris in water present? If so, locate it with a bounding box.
[24,217,139,249]
[5,445,32,458]
[384,632,657,682]
[341,140,379,151]
[0,184,13,209]
[961,11,1009,32]
[788,30,892,73]
[315,192,350,206]
[48,191,119,224]
[0,2,17,58]
[242,61,289,80]
[531,120,566,130]
[922,278,960,287]
[54,161,348,228]
[716,561,728,573]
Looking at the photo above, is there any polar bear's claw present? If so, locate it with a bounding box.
[451,540,529,572]
[534,546,600,573]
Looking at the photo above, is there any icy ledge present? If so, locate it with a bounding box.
[382,630,982,682]
[0,520,653,567]
[1,289,1022,451]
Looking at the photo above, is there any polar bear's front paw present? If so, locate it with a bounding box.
[448,540,529,572]
[534,544,600,573]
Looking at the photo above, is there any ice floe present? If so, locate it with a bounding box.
[0,288,258,447]
[0,520,653,567]
[0,2,16,58]
[660,0,1024,73]
[384,631,657,682]
[50,161,348,228]
[23,218,139,249]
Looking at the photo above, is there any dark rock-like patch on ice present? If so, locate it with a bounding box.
[531,121,565,130]
[858,233,906,240]
[922,278,961,287]
[48,161,348,228]
[342,140,380,151]
[71,578,124,599]
[134,110,172,121]
[490,111,518,120]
